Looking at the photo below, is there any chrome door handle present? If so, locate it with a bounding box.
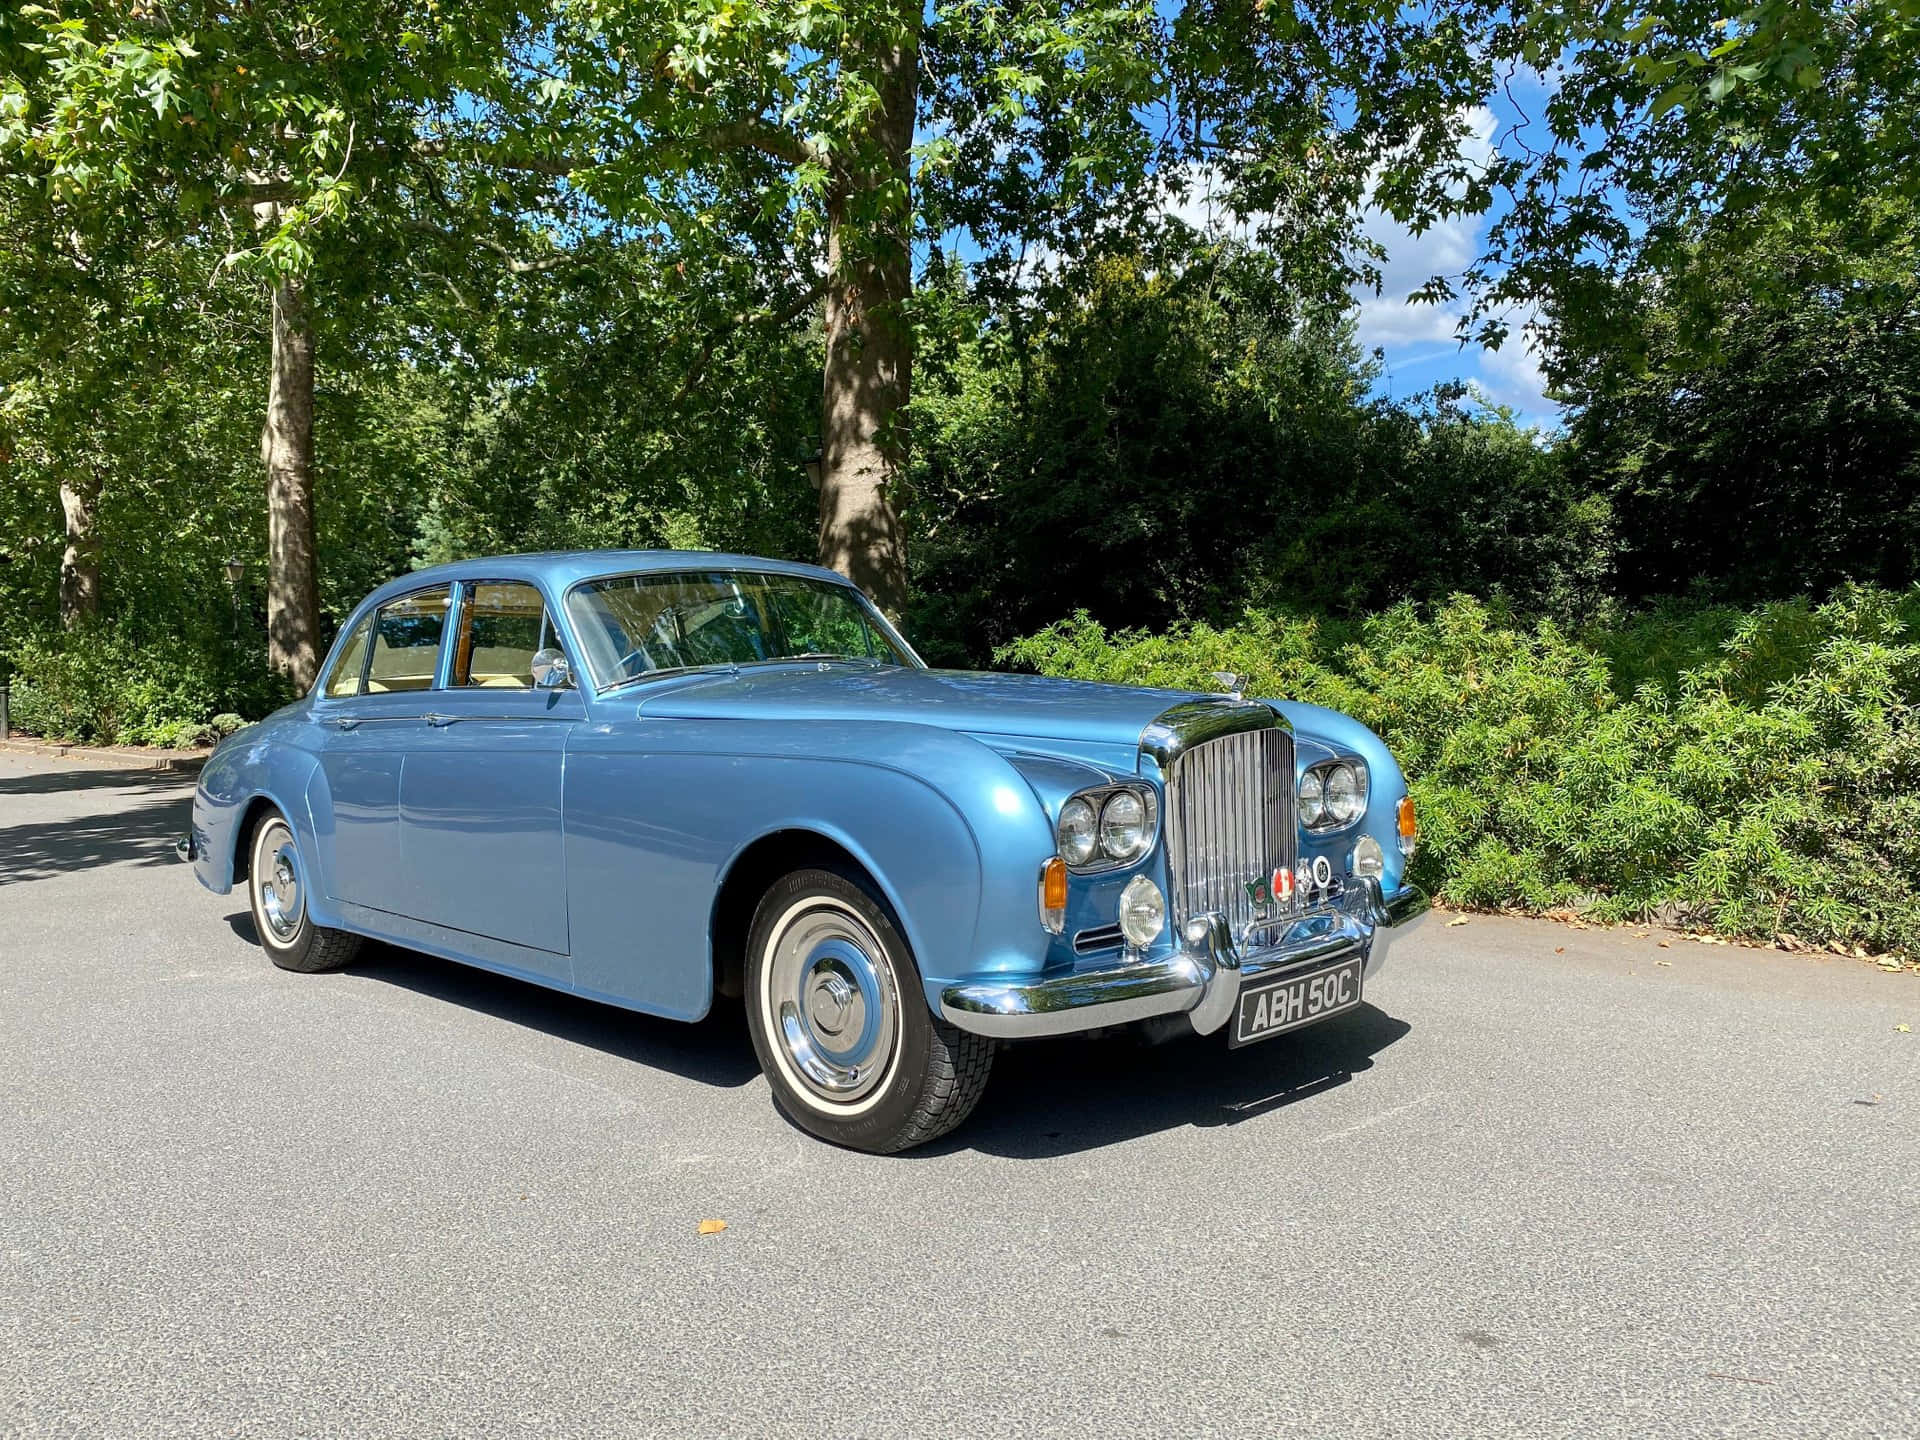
[330,716,362,731]
[423,712,459,727]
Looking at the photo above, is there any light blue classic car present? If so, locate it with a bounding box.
[182,551,1429,1152]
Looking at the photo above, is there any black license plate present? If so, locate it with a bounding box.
[1229,958,1364,1047]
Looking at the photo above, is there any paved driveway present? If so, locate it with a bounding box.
[1,753,1914,1438]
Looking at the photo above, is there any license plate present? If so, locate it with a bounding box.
[1229,958,1364,1047]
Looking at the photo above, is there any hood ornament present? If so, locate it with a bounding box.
[1211,670,1244,701]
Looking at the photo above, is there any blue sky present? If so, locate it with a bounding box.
[1347,74,1563,429]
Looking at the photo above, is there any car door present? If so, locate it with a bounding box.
[398,579,581,974]
[310,584,451,915]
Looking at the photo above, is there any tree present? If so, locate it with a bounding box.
[1558,203,1920,602]
[1,0,565,685]
[549,0,1496,614]
[1444,0,1920,357]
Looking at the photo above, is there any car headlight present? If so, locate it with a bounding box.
[1298,766,1325,826]
[1057,796,1099,867]
[1099,790,1149,862]
[1055,785,1158,870]
[1300,758,1369,831]
[1324,762,1363,825]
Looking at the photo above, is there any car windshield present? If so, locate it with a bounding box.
[566,569,917,689]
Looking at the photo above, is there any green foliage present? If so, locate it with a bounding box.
[908,245,1601,663]
[1005,587,1920,959]
[1556,203,1920,603]
[1469,1,1920,359]
[4,623,291,747]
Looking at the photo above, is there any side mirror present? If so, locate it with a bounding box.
[531,648,572,689]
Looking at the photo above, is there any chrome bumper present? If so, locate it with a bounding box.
[940,878,1431,1041]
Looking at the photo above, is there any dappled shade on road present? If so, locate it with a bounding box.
[0,766,192,886]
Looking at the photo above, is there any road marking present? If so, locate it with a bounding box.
[1316,1092,1437,1144]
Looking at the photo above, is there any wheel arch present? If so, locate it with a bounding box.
[228,795,282,883]
[709,828,906,1004]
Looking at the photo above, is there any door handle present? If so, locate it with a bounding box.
[423,712,460,727]
[330,716,362,731]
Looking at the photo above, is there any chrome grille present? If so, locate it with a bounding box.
[1161,725,1295,941]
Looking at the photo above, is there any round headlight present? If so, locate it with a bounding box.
[1099,790,1149,861]
[1058,797,1099,867]
[1298,767,1325,826]
[1118,874,1166,949]
[1324,763,1363,824]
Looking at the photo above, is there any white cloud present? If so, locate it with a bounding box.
[1348,106,1557,423]
[1475,319,1550,416]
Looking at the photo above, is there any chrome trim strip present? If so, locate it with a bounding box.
[941,879,1429,1040]
[1072,924,1125,955]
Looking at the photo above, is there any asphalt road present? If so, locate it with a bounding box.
[2,752,1915,1439]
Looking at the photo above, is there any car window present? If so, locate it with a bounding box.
[452,581,562,689]
[323,612,374,698]
[566,570,913,689]
[365,585,452,693]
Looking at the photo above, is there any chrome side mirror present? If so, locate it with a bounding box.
[531,648,572,689]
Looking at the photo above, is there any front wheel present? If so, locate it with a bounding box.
[247,812,361,974]
[745,867,993,1153]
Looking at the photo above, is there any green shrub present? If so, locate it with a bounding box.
[1003,586,1920,959]
[2,626,291,748]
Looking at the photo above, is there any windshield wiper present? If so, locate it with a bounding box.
[602,662,736,693]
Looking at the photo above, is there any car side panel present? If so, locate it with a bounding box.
[563,717,1059,1022]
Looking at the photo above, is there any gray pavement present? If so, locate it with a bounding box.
[1,751,1915,1438]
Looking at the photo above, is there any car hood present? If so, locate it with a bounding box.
[633,665,1210,748]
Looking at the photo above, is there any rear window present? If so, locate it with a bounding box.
[364,586,452,693]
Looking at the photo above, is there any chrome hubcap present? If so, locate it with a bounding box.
[260,836,303,942]
[767,902,898,1106]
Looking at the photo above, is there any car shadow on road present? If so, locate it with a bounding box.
[0,770,193,885]
[228,915,763,1090]
[928,1003,1413,1159]
[226,908,1410,1139]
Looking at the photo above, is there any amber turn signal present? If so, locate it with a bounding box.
[1397,795,1419,856]
[1038,856,1068,934]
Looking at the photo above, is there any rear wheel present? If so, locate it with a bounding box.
[247,812,361,974]
[745,867,993,1153]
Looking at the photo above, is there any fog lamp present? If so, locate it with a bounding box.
[1118,875,1166,950]
[1352,834,1385,883]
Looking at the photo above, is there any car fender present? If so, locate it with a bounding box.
[563,717,1061,1020]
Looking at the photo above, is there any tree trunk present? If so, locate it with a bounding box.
[261,276,321,689]
[816,10,918,619]
[58,470,103,628]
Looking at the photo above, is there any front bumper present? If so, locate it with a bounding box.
[940,878,1431,1040]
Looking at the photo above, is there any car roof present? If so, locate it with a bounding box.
[354,550,860,611]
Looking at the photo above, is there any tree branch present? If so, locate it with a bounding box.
[704,120,824,169]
